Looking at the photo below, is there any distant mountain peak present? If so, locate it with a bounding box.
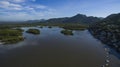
[74,14,87,17]
[45,13,101,24]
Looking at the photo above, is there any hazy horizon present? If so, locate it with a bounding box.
[0,0,120,21]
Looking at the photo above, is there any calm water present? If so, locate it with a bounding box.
[0,27,120,67]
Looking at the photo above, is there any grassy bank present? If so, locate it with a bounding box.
[26,29,40,34]
[61,29,73,35]
[0,29,24,44]
[39,23,88,30]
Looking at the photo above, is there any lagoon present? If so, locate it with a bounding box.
[0,27,120,67]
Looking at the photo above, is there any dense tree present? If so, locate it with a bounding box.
[26,29,40,34]
[0,29,24,44]
[89,13,120,53]
[45,14,102,25]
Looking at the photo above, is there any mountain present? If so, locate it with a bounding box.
[46,17,69,23]
[45,14,102,25]
[63,14,101,24]
[27,19,46,23]
[89,13,120,53]
[103,13,120,25]
[0,14,102,25]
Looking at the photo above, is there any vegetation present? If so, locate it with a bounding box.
[45,14,102,25]
[26,29,40,34]
[39,26,43,28]
[0,29,24,44]
[39,23,88,30]
[15,28,24,32]
[62,24,87,30]
[48,26,52,28]
[0,13,100,45]
[89,13,120,53]
[61,29,73,35]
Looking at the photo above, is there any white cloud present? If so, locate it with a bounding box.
[0,8,56,21]
[0,1,23,10]
[0,0,56,21]
[34,5,47,9]
[25,6,34,10]
[3,0,26,3]
[0,1,49,11]
[0,1,10,8]
[12,0,25,3]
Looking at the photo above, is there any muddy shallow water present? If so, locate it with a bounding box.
[0,27,120,67]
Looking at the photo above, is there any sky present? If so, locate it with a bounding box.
[0,0,120,21]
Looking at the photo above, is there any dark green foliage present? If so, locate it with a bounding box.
[89,13,120,53]
[26,29,40,34]
[63,14,101,24]
[45,14,102,25]
[39,23,88,30]
[15,28,24,32]
[0,29,24,44]
[46,17,69,23]
[39,26,43,28]
[62,24,87,30]
[0,29,22,36]
[48,26,52,28]
[61,29,73,35]
[1,36,24,44]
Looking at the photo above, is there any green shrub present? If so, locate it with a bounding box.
[48,26,52,28]
[61,29,73,35]
[0,29,24,44]
[26,29,40,34]
[62,25,87,30]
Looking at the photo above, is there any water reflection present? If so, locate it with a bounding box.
[0,26,120,67]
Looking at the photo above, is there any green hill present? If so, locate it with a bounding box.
[89,13,120,53]
[45,14,102,25]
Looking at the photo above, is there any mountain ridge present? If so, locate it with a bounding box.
[45,14,102,25]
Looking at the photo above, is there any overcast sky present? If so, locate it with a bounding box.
[0,0,120,21]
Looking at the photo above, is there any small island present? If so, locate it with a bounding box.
[61,29,73,35]
[0,29,24,44]
[26,29,40,34]
[48,26,52,28]
[39,26,43,28]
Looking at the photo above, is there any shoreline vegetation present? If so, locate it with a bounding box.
[62,25,87,30]
[0,23,87,45]
[39,23,88,30]
[89,13,120,53]
[0,28,24,44]
[48,26,52,28]
[0,13,101,45]
[0,13,119,56]
[89,26,120,53]
[26,29,40,34]
[61,29,73,35]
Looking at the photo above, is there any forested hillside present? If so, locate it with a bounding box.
[45,14,102,25]
[89,13,120,52]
